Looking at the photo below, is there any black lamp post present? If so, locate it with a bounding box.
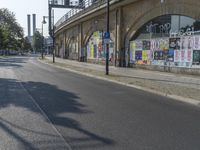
[106,0,110,75]
[41,16,48,59]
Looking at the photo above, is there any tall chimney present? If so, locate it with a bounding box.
[32,14,36,34]
[27,14,31,38]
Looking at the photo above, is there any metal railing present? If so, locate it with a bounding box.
[55,0,107,29]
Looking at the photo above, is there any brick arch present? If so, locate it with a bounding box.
[125,2,200,42]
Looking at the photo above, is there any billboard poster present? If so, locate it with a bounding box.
[160,38,169,50]
[186,50,192,62]
[142,40,150,50]
[180,50,185,62]
[169,38,180,50]
[135,40,143,50]
[154,51,164,60]
[194,36,200,50]
[174,50,180,62]
[135,51,142,60]
[168,49,174,62]
[193,50,200,64]
[142,50,148,60]
[188,36,194,49]
[180,36,188,50]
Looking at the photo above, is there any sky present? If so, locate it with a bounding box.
[0,0,69,36]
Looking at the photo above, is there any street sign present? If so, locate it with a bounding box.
[104,32,110,39]
[104,38,110,44]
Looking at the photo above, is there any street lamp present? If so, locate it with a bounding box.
[41,16,48,59]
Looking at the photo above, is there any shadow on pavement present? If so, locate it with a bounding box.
[0,78,114,149]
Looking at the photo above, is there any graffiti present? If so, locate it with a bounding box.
[146,22,171,34]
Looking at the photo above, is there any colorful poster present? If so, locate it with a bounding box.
[154,51,164,60]
[142,40,150,50]
[135,41,143,50]
[90,45,94,58]
[174,50,180,62]
[135,51,142,60]
[193,50,200,63]
[168,50,174,62]
[142,50,148,60]
[159,38,169,50]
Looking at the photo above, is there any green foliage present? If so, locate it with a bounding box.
[32,31,44,52]
[0,8,24,51]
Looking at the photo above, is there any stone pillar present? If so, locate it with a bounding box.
[115,7,122,67]
[78,23,83,61]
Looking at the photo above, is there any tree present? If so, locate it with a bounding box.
[32,31,44,52]
[0,8,24,51]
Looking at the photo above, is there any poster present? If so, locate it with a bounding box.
[174,50,180,62]
[154,51,164,60]
[169,38,180,50]
[168,50,174,62]
[160,38,169,50]
[180,50,185,62]
[135,41,143,50]
[180,36,188,50]
[194,36,200,50]
[193,50,200,64]
[142,40,150,50]
[142,50,148,61]
[186,50,192,62]
[135,51,142,60]
[188,36,194,49]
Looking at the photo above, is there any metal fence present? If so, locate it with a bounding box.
[55,0,107,29]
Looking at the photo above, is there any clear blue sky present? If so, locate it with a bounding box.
[0,0,69,36]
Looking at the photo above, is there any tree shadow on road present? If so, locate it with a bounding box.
[0,78,115,149]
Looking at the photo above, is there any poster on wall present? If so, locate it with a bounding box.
[193,50,200,64]
[180,36,188,50]
[180,50,185,62]
[135,51,142,60]
[194,36,200,50]
[142,50,148,61]
[160,38,169,50]
[142,40,150,50]
[169,38,180,50]
[154,51,164,60]
[186,50,192,62]
[168,50,174,62]
[188,36,194,49]
[135,40,143,50]
[174,50,181,62]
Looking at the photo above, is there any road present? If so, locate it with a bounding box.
[1,56,200,150]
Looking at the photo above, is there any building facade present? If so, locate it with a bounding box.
[55,0,200,73]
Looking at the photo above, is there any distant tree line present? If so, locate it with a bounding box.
[0,8,32,52]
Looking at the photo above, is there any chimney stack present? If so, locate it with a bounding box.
[32,14,36,34]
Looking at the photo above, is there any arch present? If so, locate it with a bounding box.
[126,2,200,43]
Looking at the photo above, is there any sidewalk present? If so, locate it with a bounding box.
[41,56,200,103]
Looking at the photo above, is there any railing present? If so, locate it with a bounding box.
[55,0,107,30]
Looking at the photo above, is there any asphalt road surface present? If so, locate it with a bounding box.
[1,56,200,150]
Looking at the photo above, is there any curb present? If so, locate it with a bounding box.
[38,59,200,107]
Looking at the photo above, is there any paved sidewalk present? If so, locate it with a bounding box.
[42,56,200,102]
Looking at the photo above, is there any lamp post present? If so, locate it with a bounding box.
[105,0,110,75]
[41,16,48,59]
